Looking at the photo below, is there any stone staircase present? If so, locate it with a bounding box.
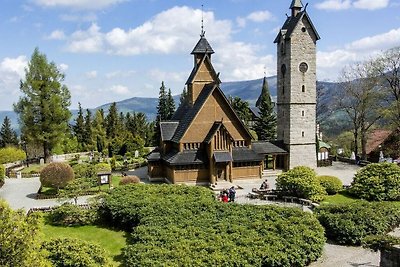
[262,169,282,178]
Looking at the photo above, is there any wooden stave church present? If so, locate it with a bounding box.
[147,32,288,185]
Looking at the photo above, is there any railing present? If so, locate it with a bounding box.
[27,204,92,215]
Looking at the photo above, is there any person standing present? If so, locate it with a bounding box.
[228,186,236,202]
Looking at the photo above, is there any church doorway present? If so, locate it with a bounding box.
[215,164,228,181]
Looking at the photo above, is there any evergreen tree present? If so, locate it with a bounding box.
[106,103,119,139]
[74,103,85,150]
[179,87,189,107]
[83,109,93,149]
[229,96,251,126]
[92,110,107,154]
[14,48,71,162]
[254,77,276,140]
[156,81,168,121]
[166,89,176,119]
[0,116,18,148]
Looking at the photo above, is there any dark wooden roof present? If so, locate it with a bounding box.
[252,141,288,155]
[232,147,264,162]
[191,36,215,54]
[147,150,161,162]
[186,54,221,85]
[171,103,190,121]
[213,151,233,163]
[250,107,260,119]
[274,11,320,43]
[204,122,222,144]
[163,150,207,165]
[160,121,179,141]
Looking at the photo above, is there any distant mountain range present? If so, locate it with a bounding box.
[0,76,342,134]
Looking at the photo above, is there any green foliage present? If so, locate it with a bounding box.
[0,200,51,267]
[350,163,400,201]
[42,238,112,267]
[318,175,343,195]
[362,234,400,252]
[230,96,252,125]
[166,88,175,119]
[40,162,75,191]
[0,164,5,186]
[74,103,85,150]
[0,146,26,164]
[276,166,327,202]
[72,163,97,186]
[102,184,325,266]
[254,77,276,140]
[47,203,98,226]
[119,175,140,185]
[0,116,18,148]
[156,81,169,121]
[59,178,92,205]
[14,48,71,162]
[94,162,111,173]
[315,201,400,245]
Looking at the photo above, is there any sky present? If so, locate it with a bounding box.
[0,0,399,111]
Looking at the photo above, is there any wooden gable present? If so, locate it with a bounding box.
[181,87,252,144]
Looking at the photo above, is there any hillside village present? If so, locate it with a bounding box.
[1,1,400,267]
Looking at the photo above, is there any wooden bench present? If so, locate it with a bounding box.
[265,194,278,201]
[299,198,313,206]
[283,196,298,203]
[247,192,260,199]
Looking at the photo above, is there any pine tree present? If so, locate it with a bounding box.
[156,81,168,121]
[83,109,93,149]
[14,48,71,162]
[0,116,18,148]
[254,77,276,140]
[92,110,107,154]
[166,89,176,120]
[179,87,189,107]
[229,96,251,126]
[106,103,119,139]
[74,103,85,150]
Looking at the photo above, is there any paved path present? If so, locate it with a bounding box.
[0,177,90,211]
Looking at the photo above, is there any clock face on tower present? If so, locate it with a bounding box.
[299,62,308,73]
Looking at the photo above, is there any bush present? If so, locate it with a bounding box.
[103,184,326,267]
[315,201,400,245]
[318,175,343,195]
[42,238,112,267]
[0,147,26,164]
[40,163,75,191]
[276,166,327,202]
[47,203,98,226]
[350,163,400,201]
[0,164,5,187]
[362,234,400,252]
[72,163,97,187]
[94,163,111,173]
[119,176,140,185]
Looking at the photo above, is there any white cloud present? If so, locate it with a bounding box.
[317,27,400,80]
[353,0,390,10]
[58,63,69,71]
[315,0,389,10]
[247,10,274,23]
[66,23,104,53]
[105,70,136,79]
[47,30,66,40]
[0,56,27,78]
[149,69,186,84]
[32,0,126,10]
[85,70,97,78]
[107,85,130,95]
[59,13,97,22]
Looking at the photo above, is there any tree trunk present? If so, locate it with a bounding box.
[43,141,51,163]
[353,130,358,158]
[361,129,368,160]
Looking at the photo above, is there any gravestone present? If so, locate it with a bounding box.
[40,158,45,165]
[135,150,139,158]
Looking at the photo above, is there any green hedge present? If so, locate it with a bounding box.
[315,201,400,245]
[72,163,97,187]
[103,184,326,267]
[40,163,75,191]
[0,164,5,187]
[350,163,400,201]
[42,238,112,267]
[47,203,98,227]
[318,175,343,195]
[276,166,327,202]
[0,147,26,164]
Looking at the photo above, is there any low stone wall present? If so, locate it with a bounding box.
[381,246,400,267]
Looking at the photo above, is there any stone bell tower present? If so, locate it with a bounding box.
[274,0,320,169]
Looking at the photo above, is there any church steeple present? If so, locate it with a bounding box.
[290,0,303,17]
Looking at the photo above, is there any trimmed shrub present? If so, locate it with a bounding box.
[103,184,326,267]
[350,162,400,201]
[276,166,327,202]
[42,238,112,267]
[318,175,343,195]
[40,163,74,191]
[0,147,26,164]
[362,234,400,252]
[72,163,97,187]
[119,176,140,185]
[0,164,5,187]
[47,203,98,226]
[315,201,400,245]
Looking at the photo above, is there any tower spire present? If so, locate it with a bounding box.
[290,0,303,16]
[200,5,205,37]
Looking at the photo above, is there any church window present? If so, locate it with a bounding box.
[280,41,286,55]
[281,64,286,76]
[282,85,285,95]
[301,27,306,33]
[302,131,305,137]
[299,62,308,73]
[302,85,306,92]
[302,110,305,117]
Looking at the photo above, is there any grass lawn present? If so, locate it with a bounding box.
[41,223,127,266]
[21,163,47,174]
[320,191,359,205]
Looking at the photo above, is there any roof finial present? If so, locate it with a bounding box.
[263,66,266,77]
[200,5,205,37]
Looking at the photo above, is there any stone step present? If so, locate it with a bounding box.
[262,169,282,177]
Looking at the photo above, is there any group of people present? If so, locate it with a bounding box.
[260,179,269,190]
[218,186,236,203]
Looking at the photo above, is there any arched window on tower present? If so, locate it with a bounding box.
[302,85,306,92]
